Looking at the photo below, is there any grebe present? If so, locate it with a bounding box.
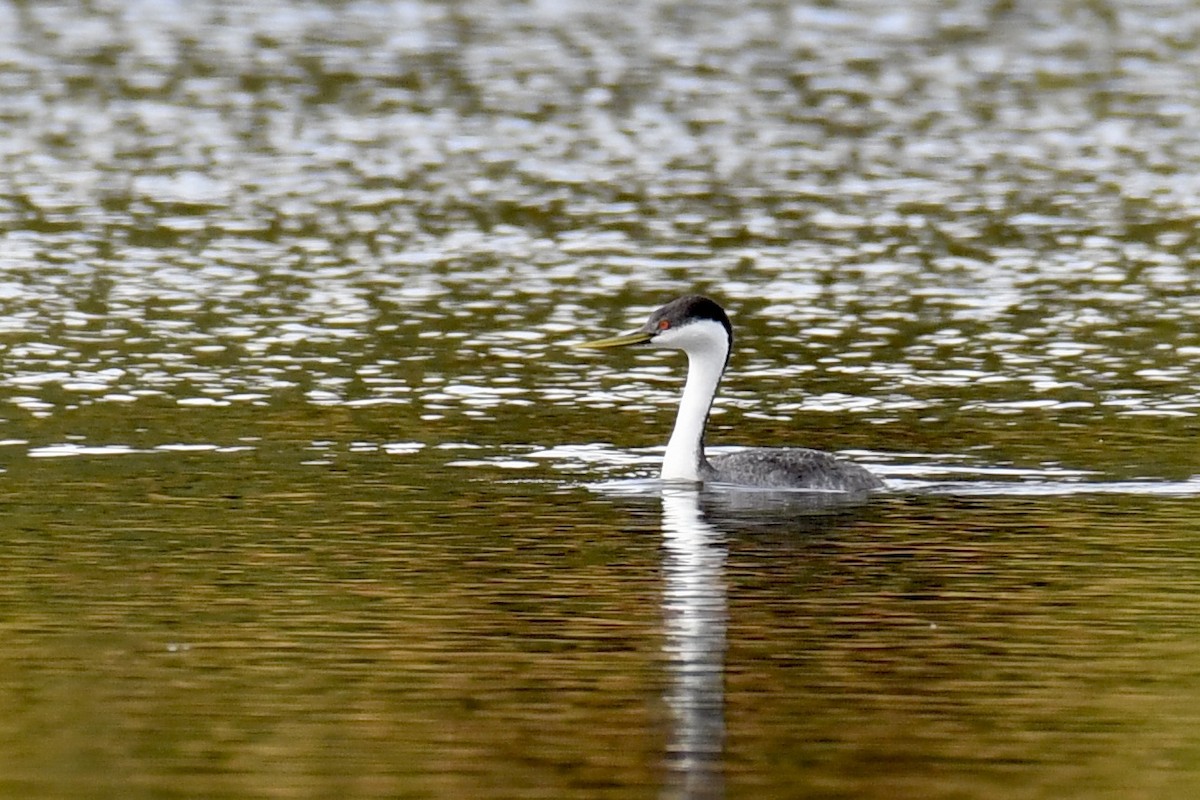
[577,295,882,493]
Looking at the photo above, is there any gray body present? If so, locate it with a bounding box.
[703,447,884,493]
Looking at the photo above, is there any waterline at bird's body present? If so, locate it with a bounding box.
[576,295,883,494]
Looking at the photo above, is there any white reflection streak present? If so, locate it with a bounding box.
[661,488,727,800]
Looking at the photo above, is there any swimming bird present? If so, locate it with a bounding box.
[576,295,883,493]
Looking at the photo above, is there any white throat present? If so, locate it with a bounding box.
[657,320,730,482]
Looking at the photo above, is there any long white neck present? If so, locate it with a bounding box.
[660,324,730,482]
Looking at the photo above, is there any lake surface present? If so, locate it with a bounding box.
[1,0,1200,797]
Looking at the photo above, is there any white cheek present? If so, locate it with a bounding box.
[650,321,728,354]
[651,329,706,350]
[650,328,686,348]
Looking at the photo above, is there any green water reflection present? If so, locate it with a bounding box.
[0,445,668,798]
[2,442,1200,798]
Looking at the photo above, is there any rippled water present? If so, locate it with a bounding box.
[2,0,1200,797]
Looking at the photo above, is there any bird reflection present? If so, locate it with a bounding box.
[660,487,727,800]
[658,486,876,799]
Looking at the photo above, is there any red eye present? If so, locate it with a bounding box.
[658,319,671,330]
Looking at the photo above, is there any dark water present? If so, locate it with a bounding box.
[2,0,1200,797]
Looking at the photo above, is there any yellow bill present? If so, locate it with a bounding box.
[574,330,654,349]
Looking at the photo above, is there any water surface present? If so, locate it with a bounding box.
[1,0,1200,797]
